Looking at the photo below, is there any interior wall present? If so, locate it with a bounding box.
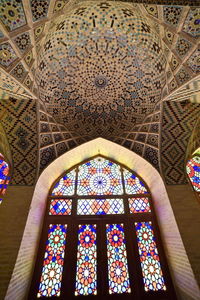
[4,138,200,300]
[0,186,34,300]
[166,184,200,288]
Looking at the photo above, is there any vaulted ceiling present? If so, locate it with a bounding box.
[0,0,199,185]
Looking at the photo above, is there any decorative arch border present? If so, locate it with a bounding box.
[6,138,200,300]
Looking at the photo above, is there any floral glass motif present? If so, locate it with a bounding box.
[75,224,97,296]
[77,199,124,215]
[123,169,147,194]
[51,170,76,196]
[0,153,10,203]
[128,198,151,213]
[135,222,166,292]
[106,224,131,294]
[37,224,67,298]
[186,156,200,192]
[49,199,72,215]
[77,157,123,196]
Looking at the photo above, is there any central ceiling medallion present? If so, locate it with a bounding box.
[36,1,166,137]
[94,76,108,89]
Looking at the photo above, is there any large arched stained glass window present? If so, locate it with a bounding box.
[0,153,10,204]
[186,154,200,199]
[30,156,176,300]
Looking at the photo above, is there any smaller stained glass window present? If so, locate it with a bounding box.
[37,224,67,298]
[0,153,10,203]
[75,224,97,296]
[106,224,131,294]
[51,170,76,196]
[77,199,124,215]
[123,169,147,194]
[129,197,151,213]
[135,222,166,292]
[49,199,72,215]
[186,156,200,192]
[77,157,123,196]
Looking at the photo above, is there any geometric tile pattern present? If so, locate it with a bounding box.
[36,1,166,137]
[0,0,27,31]
[0,97,37,185]
[163,6,183,26]
[161,101,200,184]
[183,8,200,38]
[0,42,17,68]
[14,32,31,53]
[30,0,50,22]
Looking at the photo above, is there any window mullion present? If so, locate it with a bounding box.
[121,166,130,215]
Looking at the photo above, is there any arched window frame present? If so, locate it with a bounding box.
[29,154,176,300]
[186,152,200,203]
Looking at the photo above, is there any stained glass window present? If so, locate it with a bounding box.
[77,199,124,215]
[77,157,123,195]
[129,197,151,213]
[49,199,72,215]
[37,224,67,298]
[123,169,147,194]
[75,224,97,296]
[32,155,174,299]
[51,170,76,196]
[106,224,131,294]
[0,153,10,204]
[135,222,166,291]
[186,156,200,192]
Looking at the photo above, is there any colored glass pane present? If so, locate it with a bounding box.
[75,224,97,296]
[123,169,147,194]
[51,170,76,196]
[37,224,67,298]
[0,154,9,193]
[77,157,123,196]
[186,156,200,192]
[106,224,131,294]
[49,199,72,215]
[129,197,151,213]
[77,199,124,215]
[135,222,166,292]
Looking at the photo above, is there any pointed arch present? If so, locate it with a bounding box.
[6,138,200,300]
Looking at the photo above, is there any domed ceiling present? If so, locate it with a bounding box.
[36,1,166,137]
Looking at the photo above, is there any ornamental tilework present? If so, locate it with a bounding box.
[10,62,27,82]
[165,30,174,44]
[132,142,144,156]
[0,42,17,68]
[13,32,31,53]
[56,142,68,156]
[143,5,158,18]
[24,50,34,66]
[161,101,200,184]
[147,134,159,147]
[40,145,56,171]
[53,0,69,13]
[170,55,179,71]
[30,0,50,22]
[175,67,191,85]
[144,146,159,170]
[163,6,183,26]
[186,48,200,74]
[183,8,200,38]
[0,0,27,31]
[36,1,166,138]
[34,24,45,40]
[175,38,192,58]
[0,97,37,185]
